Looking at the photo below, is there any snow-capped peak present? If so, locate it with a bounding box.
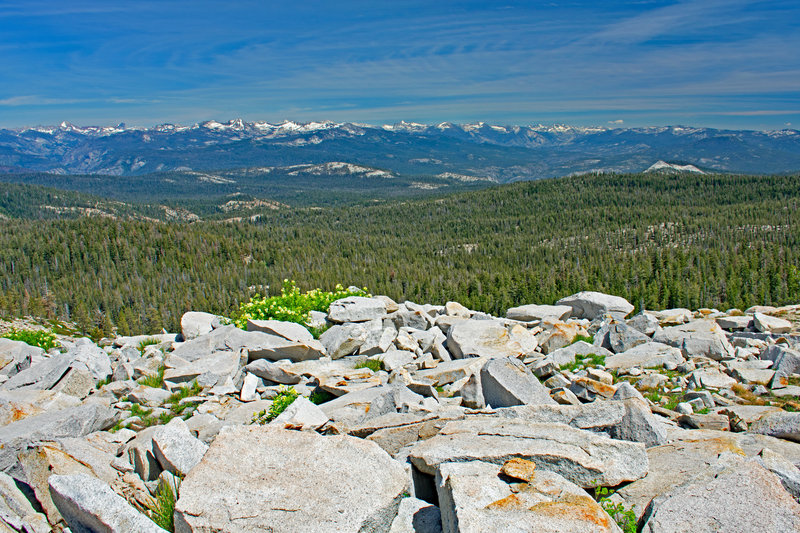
[646,160,704,174]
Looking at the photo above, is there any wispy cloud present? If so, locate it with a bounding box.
[0,95,87,106]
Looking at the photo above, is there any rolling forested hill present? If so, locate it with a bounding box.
[0,172,798,336]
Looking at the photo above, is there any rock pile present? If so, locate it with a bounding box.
[2,290,800,532]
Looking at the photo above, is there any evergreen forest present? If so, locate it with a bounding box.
[0,171,798,336]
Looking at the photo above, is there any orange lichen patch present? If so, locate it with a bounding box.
[486,493,526,510]
[528,495,612,529]
[681,437,746,456]
[501,458,537,483]
[572,377,616,398]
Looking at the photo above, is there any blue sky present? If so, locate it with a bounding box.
[1,0,798,130]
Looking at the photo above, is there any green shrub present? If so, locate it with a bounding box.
[235,280,367,328]
[309,389,335,405]
[137,337,162,352]
[2,329,57,350]
[138,365,166,388]
[253,386,299,424]
[354,359,383,372]
[585,353,606,367]
[596,487,637,533]
[146,476,180,531]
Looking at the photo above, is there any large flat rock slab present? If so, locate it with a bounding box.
[48,473,166,533]
[436,460,620,533]
[174,426,407,532]
[556,291,634,320]
[409,419,648,488]
[642,453,800,533]
[0,401,117,478]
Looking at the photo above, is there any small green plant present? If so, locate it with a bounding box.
[309,324,331,339]
[570,334,594,345]
[2,329,57,350]
[166,381,202,404]
[146,476,180,531]
[137,337,162,352]
[596,487,637,533]
[309,389,335,405]
[696,406,710,414]
[559,360,582,372]
[645,391,662,403]
[95,376,112,389]
[138,365,166,388]
[235,279,368,328]
[663,396,681,411]
[354,359,383,372]
[585,353,606,367]
[252,386,299,424]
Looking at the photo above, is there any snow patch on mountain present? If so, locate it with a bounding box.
[286,162,394,178]
[646,160,704,174]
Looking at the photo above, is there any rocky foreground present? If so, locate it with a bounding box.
[3,291,800,532]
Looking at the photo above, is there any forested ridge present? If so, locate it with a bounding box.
[1,171,798,335]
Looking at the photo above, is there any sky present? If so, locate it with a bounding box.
[0,0,798,130]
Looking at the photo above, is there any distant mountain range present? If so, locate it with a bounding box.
[1,119,799,180]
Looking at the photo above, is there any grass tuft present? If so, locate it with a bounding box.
[146,476,180,531]
[252,386,299,424]
[354,359,383,372]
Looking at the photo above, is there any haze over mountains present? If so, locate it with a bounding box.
[2,119,799,181]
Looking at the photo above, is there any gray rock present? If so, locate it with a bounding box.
[556,291,634,320]
[653,320,735,360]
[409,419,648,488]
[128,385,172,407]
[612,381,646,402]
[436,460,620,533]
[244,359,302,384]
[627,312,660,336]
[246,319,315,343]
[728,367,775,385]
[546,341,613,368]
[480,358,555,408]
[319,323,367,359]
[689,369,737,390]
[174,426,407,532]
[0,338,42,378]
[641,453,800,533]
[0,470,49,533]
[446,320,523,359]
[458,372,485,409]
[604,322,651,353]
[716,315,753,331]
[506,304,572,321]
[608,398,668,447]
[170,325,281,362]
[0,402,117,477]
[760,345,800,375]
[1,352,73,391]
[163,349,243,386]
[753,312,793,334]
[445,301,471,318]
[604,342,684,370]
[268,396,329,431]
[0,389,81,426]
[758,447,800,499]
[749,411,800,442]
[181,311,218,341]
[48,473,167,533]
[390,308,432,331]
[360,320,398,356]
[379,349,417,372]
[328,296,387,323]
[152,417,208,477]
[416,358,487,385]
[239,372,260,402]
[389,497,441,533]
